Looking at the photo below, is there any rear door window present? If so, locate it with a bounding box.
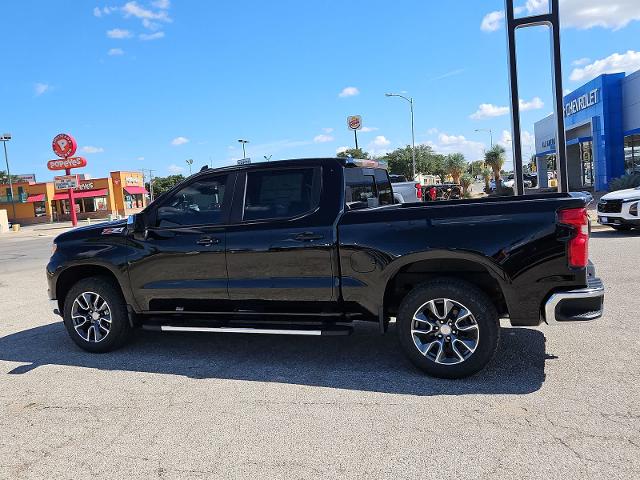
[345,168,393,209]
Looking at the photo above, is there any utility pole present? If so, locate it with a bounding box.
[1,133,16,220]
[140,168,155,201]
[186,158,193,175]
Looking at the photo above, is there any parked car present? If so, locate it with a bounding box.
[502,175,534,189]
[390,176,423,203]
[597,186,640,230]
[47,157,604,379]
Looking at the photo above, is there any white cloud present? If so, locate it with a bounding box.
[171,136,189,146]
[108,48,124,56]
[168,164,185,174]
[519,96,544,111]
[140,31,165,41]
[336,146,349,154]
[426,132,486,161]
[470,103,509,120]
[321,127,334,133]
[152,0,170,8]
[481,10,504,32]
[137,156,145,161]
[338,86,359,98]
[427,128,439,135]
[470,97,543,119]
[360,126,379,133]
[34,83,50,96]
[313,134,334,143]
[572,57,591,67]
[481,1,640,32]
[107,28,132,39]
[81,146,104,154]
[122,1,171,21]
[93,6,114,17]
[569,50,640,82]
[371,135,390,147]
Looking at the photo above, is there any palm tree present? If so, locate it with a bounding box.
[484,145,506,184]
[460,173,473,196]
[445,153,466,184]
[481,167,492,192]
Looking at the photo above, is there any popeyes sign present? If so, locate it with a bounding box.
[48,133,88,171]
[47,157,87,170]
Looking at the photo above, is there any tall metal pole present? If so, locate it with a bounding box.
[385,93,416,179]
[353,130,359,150]
[504,0,568,194]
[409,97,416,180]
[2,137,16,220]
[475,129,493,148]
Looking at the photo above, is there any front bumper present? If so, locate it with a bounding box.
[597,215,640,227]
[544,276,604,325]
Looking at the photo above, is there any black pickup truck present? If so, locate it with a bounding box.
[47,158,604,378]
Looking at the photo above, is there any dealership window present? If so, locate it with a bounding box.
[125,194,144,209]
[624,135,640,174]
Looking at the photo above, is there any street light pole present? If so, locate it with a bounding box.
[238,139,249,160]
[1,133,16,220]
[475,128,493,148]
[385,93,416,180]
[186,158,193,175]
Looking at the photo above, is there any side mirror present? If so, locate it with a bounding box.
[128,213,149,240]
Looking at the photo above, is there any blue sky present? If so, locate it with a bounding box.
[2,0,640,180]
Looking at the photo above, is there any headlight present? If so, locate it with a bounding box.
[631,202,639,216]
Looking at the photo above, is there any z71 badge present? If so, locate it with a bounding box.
[101,227,125,235]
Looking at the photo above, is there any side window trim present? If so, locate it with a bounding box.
[150,172,236,230]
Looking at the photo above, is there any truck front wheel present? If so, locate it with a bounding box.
[62,276,133,353]
[396,279,500,379]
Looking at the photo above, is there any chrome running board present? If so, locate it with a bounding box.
[142,324,352,336]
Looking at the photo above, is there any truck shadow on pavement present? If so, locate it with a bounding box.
[0,321,550,396]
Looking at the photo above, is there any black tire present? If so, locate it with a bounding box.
[611,225,632,231]
[396,278,500,379]
[63,276,133,353]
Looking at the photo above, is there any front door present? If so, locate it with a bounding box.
[128,172,234,312]
[225,166,336,310]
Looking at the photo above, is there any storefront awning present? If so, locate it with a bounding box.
[124,186,148,195]
[53,189,109,201]
[26,193,46,202]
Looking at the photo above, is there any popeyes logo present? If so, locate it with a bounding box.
[47,157,88,171]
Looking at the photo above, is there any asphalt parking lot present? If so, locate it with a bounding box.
[0,230,639,479]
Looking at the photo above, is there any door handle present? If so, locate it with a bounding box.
[293,232,324,242]
[196,236,220,246]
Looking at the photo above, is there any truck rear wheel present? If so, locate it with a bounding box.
[396,279,500,379]
[62,276,133,353]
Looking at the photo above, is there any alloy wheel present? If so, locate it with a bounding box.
[71,292,112,343]
[411,298,480,365]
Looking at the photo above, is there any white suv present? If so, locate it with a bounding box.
[597,186,640,231]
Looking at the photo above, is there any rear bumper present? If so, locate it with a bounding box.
[544,276,604,325]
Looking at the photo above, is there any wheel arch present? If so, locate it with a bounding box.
[381,252,511,321]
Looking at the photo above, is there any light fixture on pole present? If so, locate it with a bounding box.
[238,139,249,160]
[385,93,416,180]
[475,128,493,148]
[0,133,16,220]
[186,158,193,175]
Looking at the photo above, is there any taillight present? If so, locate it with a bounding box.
[415,183,422,200]
[558,207,589,268]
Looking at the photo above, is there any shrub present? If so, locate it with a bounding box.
[608,174,640,192]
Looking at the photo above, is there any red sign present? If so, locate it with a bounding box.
[52,133,77,158]
[347,115,362,131]
[47,156,87,171]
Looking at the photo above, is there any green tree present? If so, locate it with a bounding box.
[445,153,467,184]
[484,145,506,183]
[460,173,473,196]
[147,174,185,197]
[0,170,19,184]
[469,160,485,177]
[382,145,445,181]
[337,148,370,159]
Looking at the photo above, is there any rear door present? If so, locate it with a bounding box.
[225,164,338,309]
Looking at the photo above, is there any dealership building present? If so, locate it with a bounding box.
[0,171,148,225]
[534,69,640,192]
